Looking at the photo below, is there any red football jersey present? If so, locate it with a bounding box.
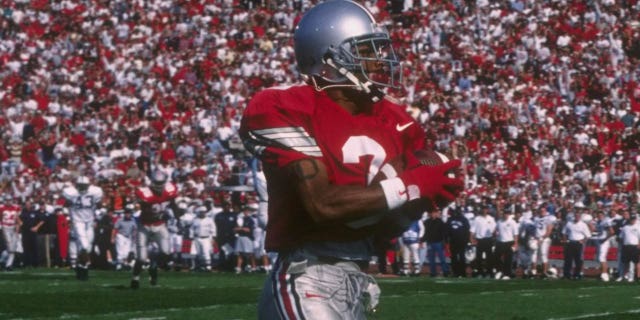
[240,85,424,251]
[135,183,178,225]
[0,204,21,228]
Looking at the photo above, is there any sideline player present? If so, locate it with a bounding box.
[130,170,179,289]
[240,1,463,318]
[400,218,424,276]
[111,205,137,271]
[63,176,104,280]
[190,206,216,271]
[592,210,615,281]
[1,195,22,271]
[530,205,557,278]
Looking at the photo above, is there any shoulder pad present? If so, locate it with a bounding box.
[136,187,153,199]
[163,183,178,197]
[62,187,78,199]
[88,185,104,198]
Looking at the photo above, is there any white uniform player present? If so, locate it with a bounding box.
[517,215,536,276]
[0,196,22,270]
[190,206,216,271]
[400,219,425,276]
[253,164,272,271]
[112,205,137,270]
[592,210,615,281]
[530,206,557,278]
[179,206,197,270]
[168,200,187,269]
[63,176,104,280]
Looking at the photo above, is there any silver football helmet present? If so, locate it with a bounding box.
[150,170,168,194]
[76,176,90,193]
[294,0,401,97]
[465,245,477,264]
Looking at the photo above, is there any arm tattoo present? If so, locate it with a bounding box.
[294,159,319,180]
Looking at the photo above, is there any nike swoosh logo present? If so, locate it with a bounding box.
[396,122,413,131]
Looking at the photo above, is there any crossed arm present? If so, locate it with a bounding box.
[289,158,388,224]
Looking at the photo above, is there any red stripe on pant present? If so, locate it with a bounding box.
[279,263,296,318]
[274,261,306,320]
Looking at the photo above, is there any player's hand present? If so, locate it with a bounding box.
[400,159,464,201]
[403,149,422,169]
[371,155,405,184]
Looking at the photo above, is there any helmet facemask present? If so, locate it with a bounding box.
[77,183,89,193]
[324,33,401,88]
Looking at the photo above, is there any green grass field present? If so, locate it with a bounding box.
[1,269,639,320]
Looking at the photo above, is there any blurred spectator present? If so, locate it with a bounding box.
[233,205,256,274]
[423,208,449,277]
[494,209,518,280]
[562,210,592,280]
[214,201,238,271]
[470,203,496,278]
[19,200,44,268]
[446,204,471,278]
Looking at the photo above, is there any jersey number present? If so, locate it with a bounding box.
[342,136,387,228]
[342,136,387,185]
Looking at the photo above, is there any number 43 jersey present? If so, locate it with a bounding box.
[240,85,424,251]
[62,185,104,223]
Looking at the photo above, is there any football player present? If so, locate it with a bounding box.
[240,1,463,318]
[1,195,22,271]
[63,176,104,280]
[190,206,216,271]
[130,170,179,289]
[399,218,424,276]
[530,205,557,278]
[111,205,137,271]
[592,210,615,281]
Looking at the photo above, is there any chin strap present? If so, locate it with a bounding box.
[322,53,385,103]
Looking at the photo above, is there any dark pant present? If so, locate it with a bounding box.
[621,245,639,276]
[427,241,449,276]
[475,238,494,277]
[22,232,39,267]
[494,241,514,277]
[563,241,584,278]
[449,242,467,277]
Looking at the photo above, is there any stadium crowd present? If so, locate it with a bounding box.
[1,0,640,280]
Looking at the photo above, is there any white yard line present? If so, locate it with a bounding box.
[547,308,640,320]
[50,304,247,320]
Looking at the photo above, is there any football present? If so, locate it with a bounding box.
[374,149,461,237]
[408,149,460,210]
[413,149,456,178]
[346,149,460,237]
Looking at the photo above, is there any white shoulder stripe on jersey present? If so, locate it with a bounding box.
[252,126,309,136]
[248,127,323,158]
